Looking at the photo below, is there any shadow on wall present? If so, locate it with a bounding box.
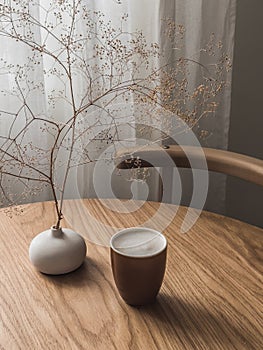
[226,0,263,228]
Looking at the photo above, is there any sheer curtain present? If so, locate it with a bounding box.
[92,0,236,214]
[0,3,53,205]
[159,0,237,213]
[0,0,236,215]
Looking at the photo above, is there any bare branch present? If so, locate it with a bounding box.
[0,2,230,225]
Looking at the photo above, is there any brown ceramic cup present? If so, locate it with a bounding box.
[110,227,167,306]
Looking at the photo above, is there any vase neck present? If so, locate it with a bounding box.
[51,226,63,237]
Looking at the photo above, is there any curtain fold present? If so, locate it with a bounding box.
[158,0,236,213]
[109,0,236,213]
[0,0,236,215]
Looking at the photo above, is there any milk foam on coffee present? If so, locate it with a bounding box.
[111,228,166,257]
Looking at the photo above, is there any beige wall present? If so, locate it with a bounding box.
[226,0,263,227]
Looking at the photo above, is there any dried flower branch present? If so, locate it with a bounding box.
[0,0,230,228]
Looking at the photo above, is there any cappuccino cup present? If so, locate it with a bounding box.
[110,227,167,306]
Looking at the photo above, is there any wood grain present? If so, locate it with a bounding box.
[0,199,262,350]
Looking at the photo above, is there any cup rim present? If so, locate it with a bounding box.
[110,227,167,258]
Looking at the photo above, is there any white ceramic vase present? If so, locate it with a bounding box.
[29,226,87,275]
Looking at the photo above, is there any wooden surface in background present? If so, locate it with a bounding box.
[116,145,263,186]
[0,199,262,350]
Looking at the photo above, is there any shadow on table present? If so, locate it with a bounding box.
[135,293,252,349]
[41,257,93,288]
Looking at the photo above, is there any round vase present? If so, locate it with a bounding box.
[29,226,87,275]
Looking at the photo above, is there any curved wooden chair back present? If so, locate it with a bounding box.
[116,145,263,186]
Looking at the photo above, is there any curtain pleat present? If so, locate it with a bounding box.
[0,0,236,214]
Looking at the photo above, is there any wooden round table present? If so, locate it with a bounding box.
[0,199,262,349]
